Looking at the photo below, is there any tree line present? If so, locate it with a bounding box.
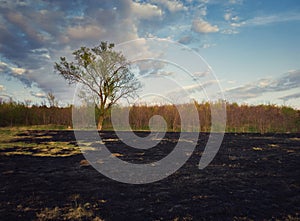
[0,99,299,133]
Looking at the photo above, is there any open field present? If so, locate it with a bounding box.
[0,129,299,220]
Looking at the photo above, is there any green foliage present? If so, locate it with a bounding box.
[54,41,141,129]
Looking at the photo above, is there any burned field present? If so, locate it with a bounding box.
[0,130,299,220]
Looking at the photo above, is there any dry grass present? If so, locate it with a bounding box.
[36,205,104,221]
[36,194,105,221]
[0,128,80,157]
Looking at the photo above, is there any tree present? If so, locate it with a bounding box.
[47,92,58,107]
[54,42,141,130]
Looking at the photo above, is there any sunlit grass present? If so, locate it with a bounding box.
[0,128,110,157]
[0,128,80,157]
[35,194,105,220]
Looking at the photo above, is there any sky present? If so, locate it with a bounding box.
[0,0,300,108]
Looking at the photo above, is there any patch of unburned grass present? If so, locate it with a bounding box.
[268,144,279,148]
[290,137,300,141]
[0,128,80,157]
[0,128,21,142]
[0,142,80,157]
[36,205,100,221]
[36,194,105,221]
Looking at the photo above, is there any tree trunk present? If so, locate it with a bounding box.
[97,115,104,130]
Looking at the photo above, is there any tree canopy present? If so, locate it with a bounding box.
[54,42,141,129]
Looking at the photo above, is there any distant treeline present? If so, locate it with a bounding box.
[0,100,299,133]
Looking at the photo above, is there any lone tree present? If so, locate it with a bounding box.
[54,42,141,130]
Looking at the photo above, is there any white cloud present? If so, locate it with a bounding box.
[152,0,187,12]
[67,25,106,40]
[224,13,239,22]
[287,69,297,73]
[0,60,26,75]
[0,85,5,91]
[0,1,166,103]
[231,12,300,28]
[30,91,47,98]
[199,0,209,3]
[246,13,300,26]
[132,2,163,19]
[225,70,300,100]
[178,35,192,44]
[229,0,243,4]
[192,19,219,33]
[279,92,300,101]
[201,43,216,48]
[0,61,8,68]
[221,29,239,34]
[193,71,210,78]
[11,67,26,75]
[230,22,245,27]
[31,48,51,59]
[157,70,174,76]
[224,13,231,21]
[232,16,239,21]
[199,6,207,16]
[173,80,218,94]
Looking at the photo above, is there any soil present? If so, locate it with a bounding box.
[0,131,299,220]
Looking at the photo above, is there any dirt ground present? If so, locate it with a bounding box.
[0,130,299,220]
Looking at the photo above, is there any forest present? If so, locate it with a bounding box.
[0,99,299,133]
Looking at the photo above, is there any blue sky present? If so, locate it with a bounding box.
[0,0,300,108]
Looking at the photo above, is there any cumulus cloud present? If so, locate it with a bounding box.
[30,48,51,60]
[4,0,297,106]
[0,61,26,76]
[5,11,44,45]
[192,19,219,33]
[151,0,187,12]
[133,59,166,76]
[67,25,106,40]
[11,67,26,75]
[0,61,7,70]
[131,1,163,19]
[0,0,164,102]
